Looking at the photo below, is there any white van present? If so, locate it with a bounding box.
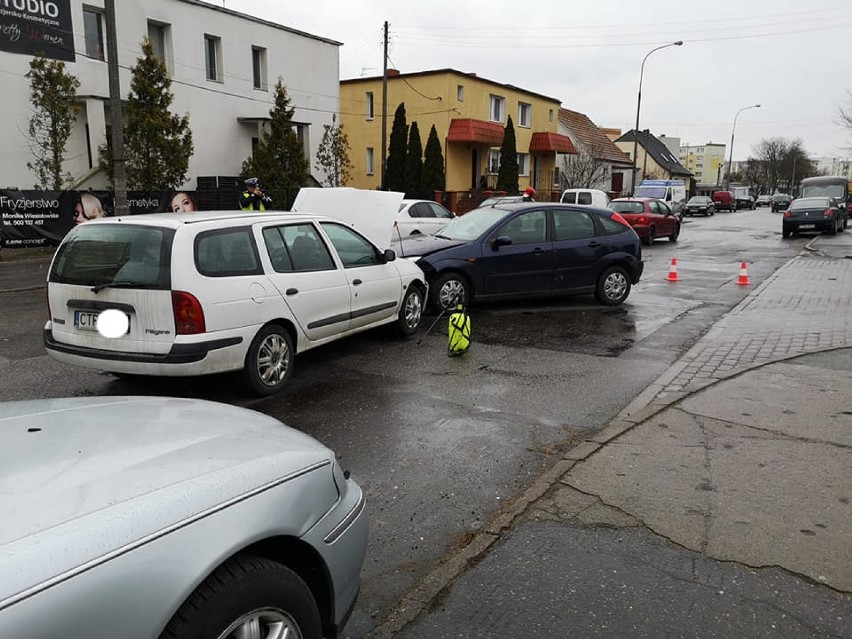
[634,180,687,215]
[559,188,611,208]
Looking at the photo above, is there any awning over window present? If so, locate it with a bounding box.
[529,132,577,154]
[447,118,504,146]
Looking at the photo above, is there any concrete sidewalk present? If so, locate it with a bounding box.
[374,234,852,638]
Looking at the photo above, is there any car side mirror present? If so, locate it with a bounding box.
[493,235,513,248]
[382,249,396,263]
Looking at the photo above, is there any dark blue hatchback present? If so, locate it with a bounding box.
[391,202,644,311]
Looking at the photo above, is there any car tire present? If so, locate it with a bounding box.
[829,218,839,236]
[595,265,631,306]
[430,272,470,311]
[159,554,322,639]
[669,223,680,242]
[710,209,715,216]
[395,285,424,337]
[782,225,792,238]
[643,227,655,246]
[244,324,294,396]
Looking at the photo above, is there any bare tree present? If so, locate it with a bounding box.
[839,90,852,148]
[559,144,610,190]
[751,137,814,193]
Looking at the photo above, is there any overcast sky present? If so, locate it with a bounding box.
[225,0,851,161]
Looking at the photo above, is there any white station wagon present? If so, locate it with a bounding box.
[43,192,427,395]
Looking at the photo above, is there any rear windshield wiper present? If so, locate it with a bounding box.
[90,281,145,293]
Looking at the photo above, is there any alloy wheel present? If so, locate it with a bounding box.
[216,607,300,639]
[404,289,423,330]
[256,334,290,387]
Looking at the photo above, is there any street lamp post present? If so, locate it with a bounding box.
[725,104,760,189]
[631,40,683,194]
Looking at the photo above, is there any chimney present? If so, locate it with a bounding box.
[386,68,400,77]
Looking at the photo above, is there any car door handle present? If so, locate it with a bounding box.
[285,288,298,296]
[352,279,362,286]
[588,241,601,247]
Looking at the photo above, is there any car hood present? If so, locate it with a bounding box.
[292,187,405,249]
[0,397,334,604]
[391,234,468,258]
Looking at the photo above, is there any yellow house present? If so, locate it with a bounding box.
[339,69,575,196]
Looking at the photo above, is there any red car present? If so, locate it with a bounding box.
[610,197,681,245]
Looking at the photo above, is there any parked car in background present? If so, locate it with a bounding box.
[771,193,793,212]
[731,186,755,210]
[392,202,644,310]
[684,196,715,217]
[559,188,611,208]
[610,197,681,245]
[395,199,455,237]
[633,179,687,215]
[755,194,772,207]
[44,194,427,396]
[478,195,525,207]
[0,396,368,639]
[782,196,848,237]
[712,190,737,212]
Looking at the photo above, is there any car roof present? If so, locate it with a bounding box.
[613,197,653,202]
[488,202,615,215]
[82,210,339,230]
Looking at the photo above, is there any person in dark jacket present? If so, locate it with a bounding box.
[239,178,273,211]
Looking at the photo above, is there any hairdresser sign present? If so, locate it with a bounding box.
[0,0,74,62]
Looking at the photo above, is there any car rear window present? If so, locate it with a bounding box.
[49,224,173,289]
[610,201,644,213]
[790,198,828,210]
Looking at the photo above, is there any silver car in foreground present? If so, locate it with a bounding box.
[0,397,368,639]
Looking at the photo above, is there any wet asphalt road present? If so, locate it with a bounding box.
[0,207,805,636]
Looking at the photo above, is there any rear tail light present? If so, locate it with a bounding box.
[783,210,792,218]
[610,212,631,228]
[171,291,206,335]
[824,208,833,217]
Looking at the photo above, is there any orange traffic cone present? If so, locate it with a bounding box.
[666,257,680,282]
[736,261,750,286]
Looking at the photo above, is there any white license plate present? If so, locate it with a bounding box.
[74,310,129,333]
[798,224,815,229]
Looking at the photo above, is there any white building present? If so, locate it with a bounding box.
[0,0,341,190]
[812,157,852,180]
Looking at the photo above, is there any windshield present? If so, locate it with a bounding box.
[687,197,709,204]
[790,197,829,210]
[438,207,514,241]
[634,186,665,199]
[610,201,644,213]
[50,224,173,289]
[802,184,845,199]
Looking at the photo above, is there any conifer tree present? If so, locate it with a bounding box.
[315,114,352,187]
[422,124,445,195]
[100,38,193,191]
[404,121,423,198]
[496,116,519,194]
[385,103,408,192]
[242,80,309,210]
[26,53,80,189]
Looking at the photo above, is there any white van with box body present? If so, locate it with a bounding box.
[634,180,687,216]
[560,188,611,208]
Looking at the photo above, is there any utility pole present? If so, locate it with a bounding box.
[104,0,127,216]
[380,21,388,190]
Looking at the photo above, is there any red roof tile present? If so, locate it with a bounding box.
[529,132,577,154]
[447,118,504,145]
[558,108,632,165]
